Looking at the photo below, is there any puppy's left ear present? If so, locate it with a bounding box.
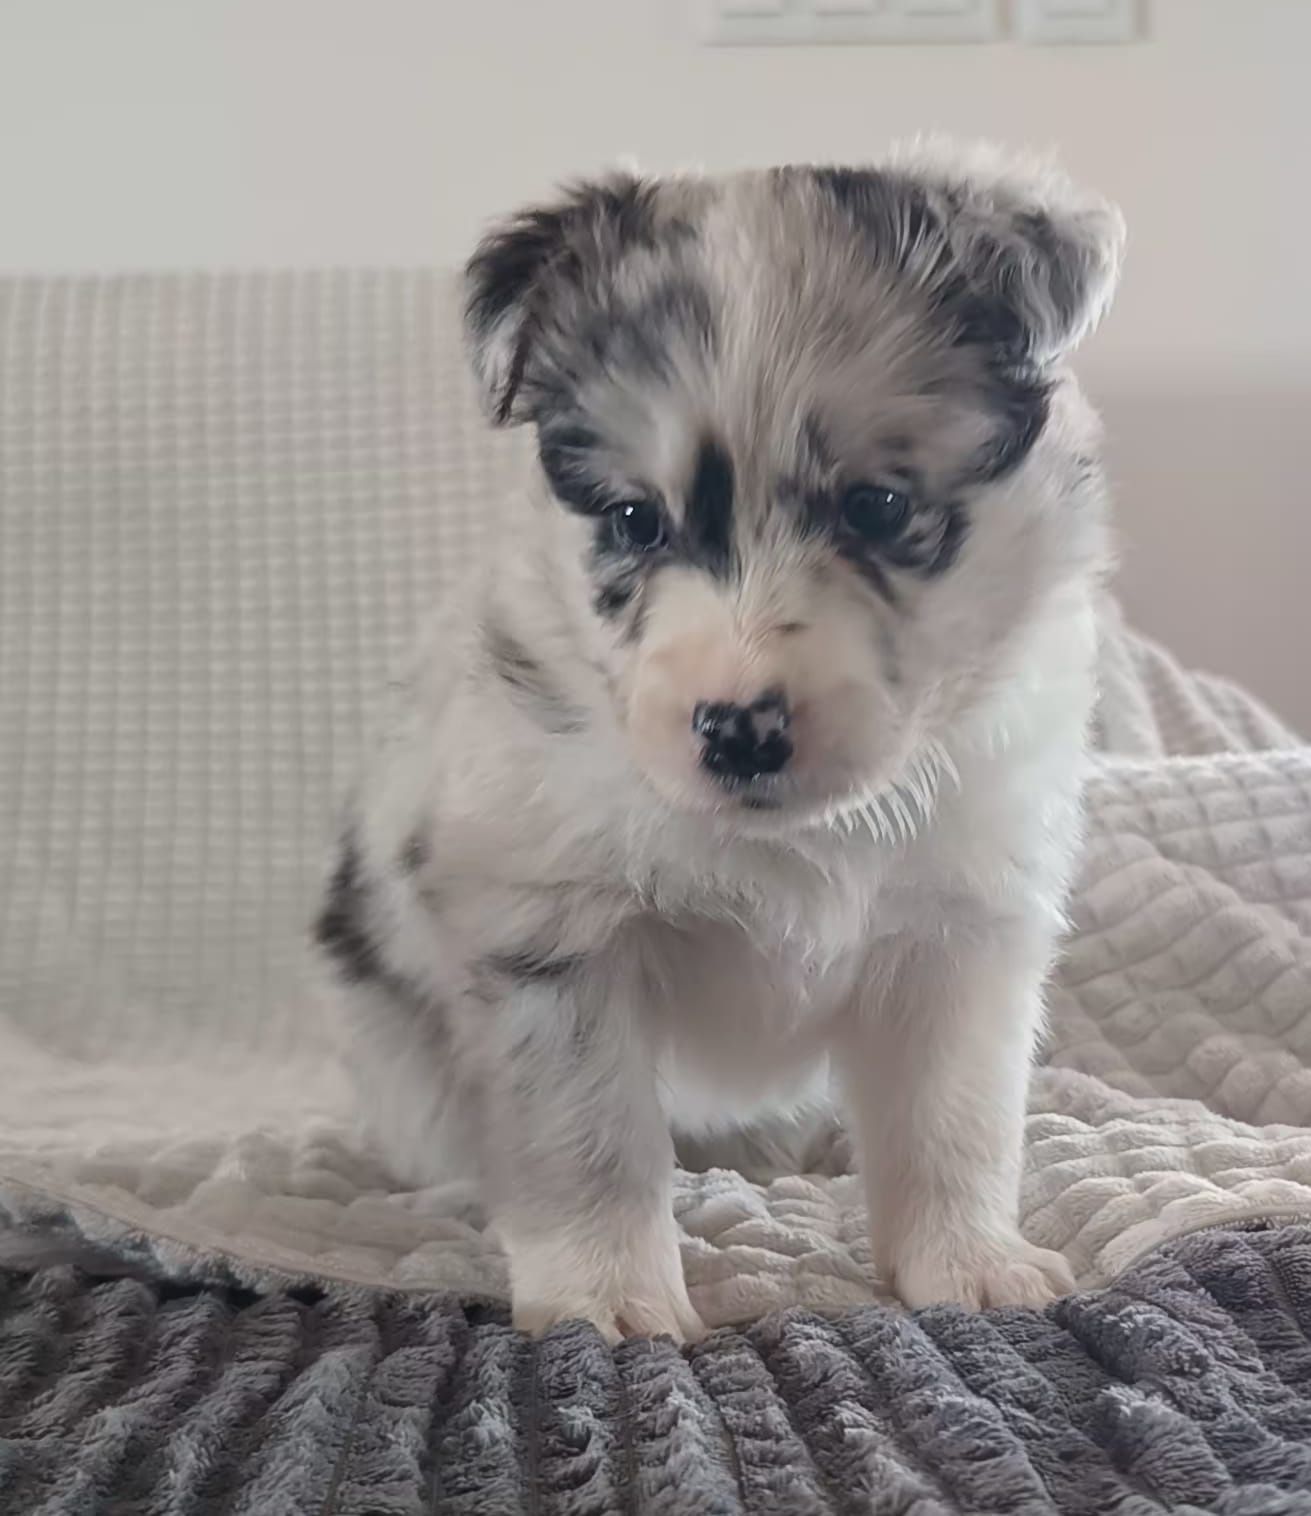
[464,174,655,425]
[891,139,1126,366]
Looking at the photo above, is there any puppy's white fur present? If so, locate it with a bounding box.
[317,143,1124,1341]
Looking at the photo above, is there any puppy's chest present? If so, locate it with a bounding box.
[652,915,864,1032]
[643,858,911,1039]
[635,879,901,1125]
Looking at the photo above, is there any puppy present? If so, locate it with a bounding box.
[315,141,1123,1342]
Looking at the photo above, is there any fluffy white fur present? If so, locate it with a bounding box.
[317,143,1124,1342]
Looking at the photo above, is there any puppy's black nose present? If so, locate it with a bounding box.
[693,690,793,782]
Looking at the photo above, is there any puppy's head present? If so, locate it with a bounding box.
[465,143,1123,827]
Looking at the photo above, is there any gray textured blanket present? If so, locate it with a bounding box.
[3,1225,1311,1514]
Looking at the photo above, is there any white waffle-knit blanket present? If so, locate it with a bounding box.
[1,272,1308,1323]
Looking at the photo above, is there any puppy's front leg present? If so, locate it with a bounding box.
[488,980,704,1345]
[841,923,1075,1311]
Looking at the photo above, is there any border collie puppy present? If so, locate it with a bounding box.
[316,141,1123,1341]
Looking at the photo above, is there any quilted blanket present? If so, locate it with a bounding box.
[1,272,1310,1323]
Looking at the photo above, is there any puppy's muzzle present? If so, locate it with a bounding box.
[693,689,793,785]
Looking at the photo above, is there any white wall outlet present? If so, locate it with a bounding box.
[700,0,1002,45]
[1014,0,1140,44]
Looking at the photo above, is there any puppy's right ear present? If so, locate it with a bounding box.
[464,174,655,425]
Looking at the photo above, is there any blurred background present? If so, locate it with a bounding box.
[2,0,1305,726]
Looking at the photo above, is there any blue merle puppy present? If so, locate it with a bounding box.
[316,140,1124,1341]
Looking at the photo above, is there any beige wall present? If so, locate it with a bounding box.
[2,0,1307,726]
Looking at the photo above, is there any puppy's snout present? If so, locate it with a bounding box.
[693,689,793,783]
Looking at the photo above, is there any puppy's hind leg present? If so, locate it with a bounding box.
[486,975,704,1345]
[327,976,481,1193]
[314,827,479,1191]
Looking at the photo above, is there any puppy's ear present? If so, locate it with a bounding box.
[907,139,1125,365]
[820,140,1125,367]
[464,173,656,425]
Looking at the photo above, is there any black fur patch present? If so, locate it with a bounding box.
[1015,208,1086,339]
[974,369,1051,484]
[465,175,660,424]
[588,521,669,636]
[534,283,716,521]
[682,439,736,579]
[806,165,1040,359]
[555,435,738,626]
[799,414,837,480]
[635,277,715,353]
[538,424,610,515]
[314,832,388,987]
[577,277,716,385]
[593,576,638,620]
[485,622,586,735]
[485,947,584,984]
[806,165,925,249]
[316,832,436,1009]
[827,488,967,594]
[922,500,968,576]
[805,165,1055,483]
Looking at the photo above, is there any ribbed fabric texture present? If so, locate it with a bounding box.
[0,272,523,1062]
[3,1224,1311,1514]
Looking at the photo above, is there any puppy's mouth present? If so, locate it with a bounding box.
[700,769,823,827]
[643,759,805,825]
[708,773,788,813]
[698,752,925,833]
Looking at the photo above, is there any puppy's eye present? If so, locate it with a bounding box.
[839,483,912,543]
[611,499,667,553]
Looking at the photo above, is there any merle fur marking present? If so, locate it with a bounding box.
[805,164,1064,483]
[928,500,968,575]
[538,424,609,515]
[807,165,1074,368]
[804,165,934,258]
[315,831,426,1008]
[570,436,738,625]
[877,498,969,578]
[807,466,965,593]
[593,576,638,620]
[577,278,715,387]
[798,414,838,481]
[835,516,963,592]
[837,546,898,606]
[587,509,675,636]
[485,622,586,735]
[590,523,658,630]
[792,411,967,588]
[486,947,585,985]
[634,277,715,355]
[465,174,661,424]
[314,832,383,985]
[972,370,1051,484]
[682,439,736,579]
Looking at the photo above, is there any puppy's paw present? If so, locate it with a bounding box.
[513,1283,706,1345]
[894,1236,1075,1312]
[506,1233,706,1345]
